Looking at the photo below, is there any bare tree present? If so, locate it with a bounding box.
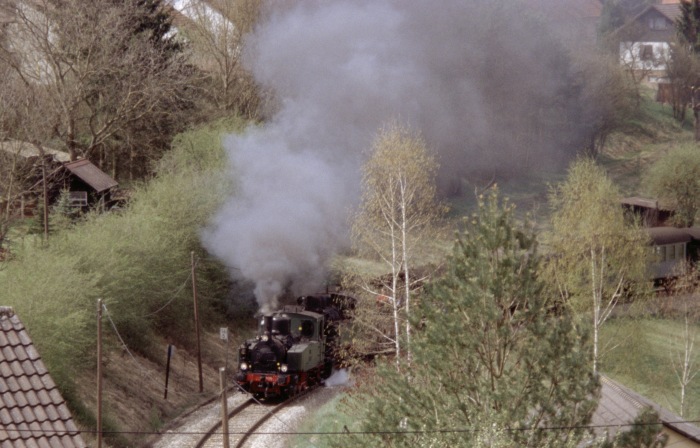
[351,122,444,367]
[661,39,699,123]
[0,0,197,177]
[672,307,698,418]
[574,51,637,158]
[665,266,700,418]
[175,0,265,119]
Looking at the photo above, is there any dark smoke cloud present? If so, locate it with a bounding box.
[202,0,595,311]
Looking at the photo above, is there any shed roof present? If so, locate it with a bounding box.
[621,196,674,211]
[647,226,694,245]
[595,376,700,444]
[63,159,118,193]
[0,307,86,447]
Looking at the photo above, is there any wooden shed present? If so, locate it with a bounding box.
[61,159,118,209]
[621,196,675,227]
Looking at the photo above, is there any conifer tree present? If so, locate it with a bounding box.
[337,188,600,447]
[678,0,700,54]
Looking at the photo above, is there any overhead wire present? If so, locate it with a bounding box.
[7,417,700,437]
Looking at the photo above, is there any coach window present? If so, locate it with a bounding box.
[656,245,666,262]
[676,243,686,260]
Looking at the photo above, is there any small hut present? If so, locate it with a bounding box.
[61,159,118,209]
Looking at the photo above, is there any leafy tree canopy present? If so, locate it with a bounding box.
[646,144,700,227]
[336,188,599,447]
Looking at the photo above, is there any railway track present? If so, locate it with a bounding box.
[196,390,309,448]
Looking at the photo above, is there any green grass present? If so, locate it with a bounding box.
[601,91,695,196]
[601,317,700,420]
[290,393,355,448]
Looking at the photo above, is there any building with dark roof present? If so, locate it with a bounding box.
[594,376,700,447]
[0,307,86,447]
[62,159,119,208]
[617,2,683,84]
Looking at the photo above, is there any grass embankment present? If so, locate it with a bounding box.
[0,116,255,447]
[601,92,694,196]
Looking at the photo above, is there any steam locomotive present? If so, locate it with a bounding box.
[234,293,355,399]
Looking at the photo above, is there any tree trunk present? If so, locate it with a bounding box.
[692,87,700,142]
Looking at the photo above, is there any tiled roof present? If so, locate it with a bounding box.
[63,159,118,193]
[0,307,86,448]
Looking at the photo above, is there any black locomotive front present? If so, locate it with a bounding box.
[236,309,326,398]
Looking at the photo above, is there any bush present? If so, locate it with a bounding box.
[0,116,245,390]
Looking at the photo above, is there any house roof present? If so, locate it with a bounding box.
[63,159,118,193]
[0,307,86,448]
[614,3,682,43]
[595,376,700,443]
[654,3,683,22]
[0,140,70,163]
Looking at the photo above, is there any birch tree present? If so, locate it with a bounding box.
[646,144,700,227]
[665,268,700,418]
[673,309,698,418]
[546,158,650,375]
[351,122,443,366]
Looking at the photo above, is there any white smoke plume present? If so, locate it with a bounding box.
[324,368,353,388]
[201,0,596,311]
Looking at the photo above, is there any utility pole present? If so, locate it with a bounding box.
[41,158,48,241]
[192,251,203,393]
[220,367,230,448]
[164,344,173,400]
[96,299,103,448]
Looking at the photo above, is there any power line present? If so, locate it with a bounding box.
[6,417,700,437]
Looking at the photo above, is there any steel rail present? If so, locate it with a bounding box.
[196,387,316,448]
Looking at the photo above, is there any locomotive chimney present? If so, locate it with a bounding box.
[262,315,273,335]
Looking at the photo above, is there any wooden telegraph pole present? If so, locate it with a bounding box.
[96,299,103,448]
[220,367,230,448]
[41,158,48,241]
[192,251,203,393]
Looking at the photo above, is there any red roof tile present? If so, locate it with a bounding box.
[0,308,85,447]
